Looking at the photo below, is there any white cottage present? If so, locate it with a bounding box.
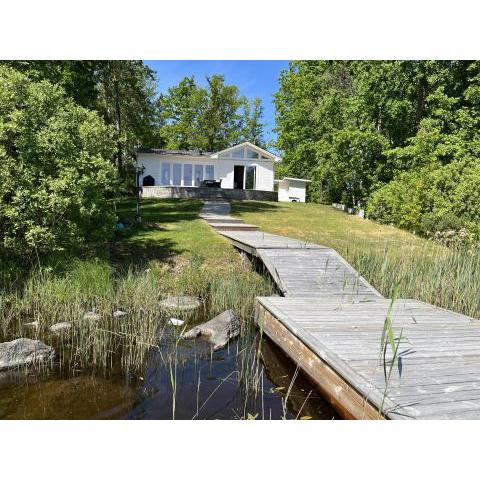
[136,141,309,202]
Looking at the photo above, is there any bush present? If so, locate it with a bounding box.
[0,66,118,261]
[367,160,480,241]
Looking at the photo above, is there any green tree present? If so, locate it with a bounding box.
[0,66,117,261]
[157,76,206,150]
[241,96,265,147]
[2,60,98,108]
[94,61,160,175]
[274,60,478,208]
[159,74,264,151]
[2,60,161,177]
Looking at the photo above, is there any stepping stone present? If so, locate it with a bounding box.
[49,322,71,334]
[24,321,39,329]
[159,296,201,311]
[169,318,185,326]
[83,311,101,322]
[182,310,239,351]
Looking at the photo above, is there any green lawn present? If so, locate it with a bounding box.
[114,198,238,267]
[231,201,480,318]
[231,201,428,252]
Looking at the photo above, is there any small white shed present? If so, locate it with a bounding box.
[275,177,311,202]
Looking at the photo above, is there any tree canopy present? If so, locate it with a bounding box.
[158,74,265,151]
[275,61,480,240]
[0,66,117,260]
[4,60,161,176]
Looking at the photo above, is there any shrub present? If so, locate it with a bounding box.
[0,66,118,261]
[367,160,480,241]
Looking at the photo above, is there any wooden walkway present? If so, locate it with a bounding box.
[201,202,480,419]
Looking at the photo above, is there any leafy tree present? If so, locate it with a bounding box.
[159,74,265,151]
[2,60,98,108]
[94,61,160,175]
[275,60,480,214]
[0,66,118,261]
[241,96,265,147]
[2,60,161,177]
[157,76,206,150]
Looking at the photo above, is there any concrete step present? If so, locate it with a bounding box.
[205,218,244,224]
[209,223,259,231]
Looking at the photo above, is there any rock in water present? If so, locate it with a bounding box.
[24,321,39,329]
[49,322,72,334]
[0,338,55,371]
[83,311,100,322]
[182,310,239,351]
[159,296,200,311]
[169,317,184,326]
[113,310,127,318]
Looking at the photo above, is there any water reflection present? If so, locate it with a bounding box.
[0,331,338,420]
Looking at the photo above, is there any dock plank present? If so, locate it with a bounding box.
[256,296,480,419]
[202,201,480,419]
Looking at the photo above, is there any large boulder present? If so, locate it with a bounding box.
[182,310,239,351]
[0,338,55,371]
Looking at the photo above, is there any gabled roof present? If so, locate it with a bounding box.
[275,177,312,183]
[137,148,213,157]
[137,142,282,162]
[212,142,281,162]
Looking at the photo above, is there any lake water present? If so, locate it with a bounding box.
[0,331,338,420]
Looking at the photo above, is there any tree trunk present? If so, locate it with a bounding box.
[114,78,123,175]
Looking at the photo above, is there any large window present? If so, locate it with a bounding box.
[161,162,171,185]
[183,164,192,186]
[205,165,214,180]
[172,163,182,185]
[246,149,259,159]
[194,165,203,186]
[232,148,244,159]
[245,166,256,189]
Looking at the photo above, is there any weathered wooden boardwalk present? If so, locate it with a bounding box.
[202,202,480,419]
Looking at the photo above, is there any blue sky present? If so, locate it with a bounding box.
[145,60,290,145]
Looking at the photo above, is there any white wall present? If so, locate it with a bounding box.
[137,153,275,191]
[278,179,307,202]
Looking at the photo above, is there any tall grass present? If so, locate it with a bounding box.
[0,254,274,377]
[342,239,480,318]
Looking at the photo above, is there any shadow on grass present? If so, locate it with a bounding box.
[116,198,202,225]
[110,235,180,272]
[110,198,204,271]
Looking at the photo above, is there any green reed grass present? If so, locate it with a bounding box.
[0,252,273,379]
[344,240,480,318]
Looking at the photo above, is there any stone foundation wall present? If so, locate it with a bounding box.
[141,186,278,201]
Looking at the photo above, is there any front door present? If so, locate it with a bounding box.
[234,165,244,189]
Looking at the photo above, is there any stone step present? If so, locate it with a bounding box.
[205,218,244,224]
[209,223,259,231]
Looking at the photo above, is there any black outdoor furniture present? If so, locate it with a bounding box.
[201,180,221,188]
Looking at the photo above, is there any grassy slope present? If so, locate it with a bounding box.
[231,201,427,252]
[231,201,480,318]
[115,198,239,266]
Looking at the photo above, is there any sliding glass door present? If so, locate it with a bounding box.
[245,166,256,190]
[194,165,203,186]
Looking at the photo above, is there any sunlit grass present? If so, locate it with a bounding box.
[232,201,480,318]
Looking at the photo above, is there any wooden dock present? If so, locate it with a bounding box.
[202,202,480,419]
